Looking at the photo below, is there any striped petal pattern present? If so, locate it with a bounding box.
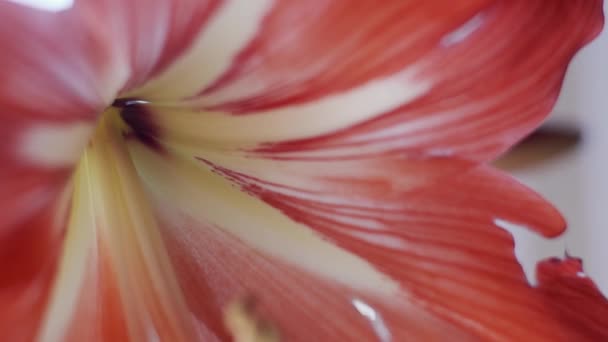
[0,0,606,341]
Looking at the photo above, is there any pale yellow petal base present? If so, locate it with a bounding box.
[37,111,195,342]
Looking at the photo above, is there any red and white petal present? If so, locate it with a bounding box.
[37,176,129,342]
[128,142,608,340]
[197,149,608,339]
[0,3,116,338]
[0,1,115,235]
[142,0,601,164]
[2,1,605,341]
[37,116,199,341]
[254,0,603,162]
[129,144,481,341]
[147,69,430,150]
[161,215,483,341]
[0,0,229,234]
[128,0,271,100]
[130,143,400,297]
[88,0,224,92]
[195,0,491,109]
[0,0,222,337]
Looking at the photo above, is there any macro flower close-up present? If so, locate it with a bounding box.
[2,0,608,341]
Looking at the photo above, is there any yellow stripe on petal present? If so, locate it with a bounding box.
[37,158,98,342]
[39,112,196,341]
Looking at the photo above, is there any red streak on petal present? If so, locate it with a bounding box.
[114,0,224,91]
[247,0,603,162]
[201,0,491,111]
[149,0,224,78]
[201,154,608,340]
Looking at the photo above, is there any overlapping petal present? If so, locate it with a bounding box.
[144,0,602,162]
[132,146,482,341]
[132,0,607,340]
[0,3,110,339]
[188,150,608,340]
[1,0,607,341]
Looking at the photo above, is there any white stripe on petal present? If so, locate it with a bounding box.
[19,122,94,167]
[156,68,431,145]
[129,142,401,297]
[131,0,274,101]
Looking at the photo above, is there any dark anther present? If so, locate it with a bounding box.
[112,98,163,152]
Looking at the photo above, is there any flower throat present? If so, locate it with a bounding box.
[111,98,163,151]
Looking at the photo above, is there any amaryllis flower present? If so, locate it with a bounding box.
[2,0,608,341]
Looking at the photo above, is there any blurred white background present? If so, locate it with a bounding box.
[507,7,608,295]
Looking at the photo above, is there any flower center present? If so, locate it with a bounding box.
[111,98,163,152]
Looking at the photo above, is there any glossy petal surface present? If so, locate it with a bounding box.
[0,1,606,341]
